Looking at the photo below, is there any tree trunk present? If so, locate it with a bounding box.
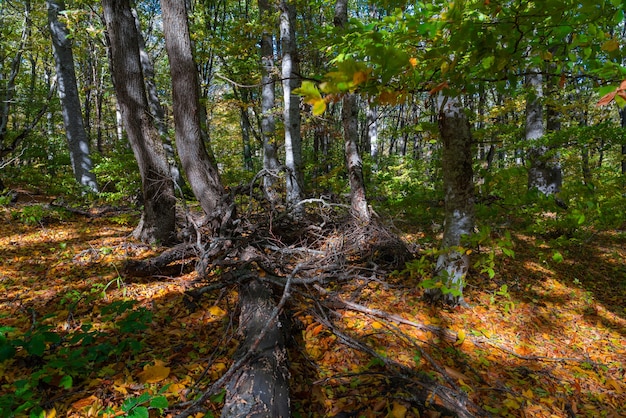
[343,95,370,223]
[280,0,304,214]
[424,96,474,307]
[334,0,370,223]
[366,101,379,169]
[160,0,233,235]
[619,106,626,176]
[102,0,176,245]
[526,70,561,195]
[132,8,183,189]
[259,0,281,203]
[47,0,99,193]
[220,278,291,418]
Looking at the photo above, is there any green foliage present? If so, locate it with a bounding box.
[122,391,169,417]
[92,147,141,206]
[0,300,153,416]
[10,204,71,226]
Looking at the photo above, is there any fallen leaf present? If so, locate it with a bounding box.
[137,360,170,383]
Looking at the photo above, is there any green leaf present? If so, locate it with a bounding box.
[0,339,16,361]
[552,251,563,263]
[149,395,169,409]
[25,334,46,357]
[59,375,73,389]
[127,406,149,418]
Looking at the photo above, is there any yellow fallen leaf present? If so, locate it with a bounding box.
[371,321,384,330]
[455,329,466,345]
[44,408,56,418]
[208,305,226,316]
[137,360,170,383]
[390,401,407,418]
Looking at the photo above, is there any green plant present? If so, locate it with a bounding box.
[12,204,46,225]
[0,300,153,416]
[121,391,169,418]
[489,284,515,315]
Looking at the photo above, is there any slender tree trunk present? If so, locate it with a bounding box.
[526,70,561,195]
[161,0,233,235]
[424,96,474,307]
[259,0,281,203]
[366,101,379,169]
[334,0,370,223]
[102,0,176,244]
[620,107,626,176]
[240,89,254,171]
[47,0,99,193]
[280,0,303,214]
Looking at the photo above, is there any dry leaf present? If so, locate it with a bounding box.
[137,360,170,383]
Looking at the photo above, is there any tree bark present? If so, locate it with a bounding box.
[526,70,562,195]
[102,0,176,244]
[160,0,233,235]
[424,96,474,307]
[132,8,183,189]
[47,0,99,193]
[221,278,291,418]
[259,0,281,203]
[334,0,370,223]
[280,0,304,215]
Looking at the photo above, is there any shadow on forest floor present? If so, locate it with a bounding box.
[0,198,624,417]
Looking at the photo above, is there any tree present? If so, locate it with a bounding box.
[102,0,176,244]
[160,0,232,235]
[280,0,304,214]
[132,7,182,189]
[334,0,370,223]
[424,95,474,307]
[47,0,99,193]
[525,70,562,195]
[258,0,281,203]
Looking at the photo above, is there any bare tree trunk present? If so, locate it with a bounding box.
[334,0,370,223]
[526,70,561,195]
[47,0,99,193]
[220,278,291,418]
[280,0,303,214]
[619,107,626,176]
[132,8,183,188]
[160,0,233,235]
[102,0,176,244]
[366,101,379,169]
[259,0,281,203]
[424,96,474,307]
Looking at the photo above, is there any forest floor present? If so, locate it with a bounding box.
[0,191,625,418]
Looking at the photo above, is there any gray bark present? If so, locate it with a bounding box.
[259,0,281,203]
[102,0,176,244]
[161,0,233,235]
[221,278,291,418]
[334,0,370,223]
[366,101,379,168]
[619,107,626,176]
[132,8,183,188]
[526,71,561,195]
[280,0,303,214]
[424,96,474,307]
[47,0,98,193]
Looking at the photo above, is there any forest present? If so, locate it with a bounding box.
[1,0,625,417]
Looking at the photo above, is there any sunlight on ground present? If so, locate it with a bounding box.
[0,207,625,417]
